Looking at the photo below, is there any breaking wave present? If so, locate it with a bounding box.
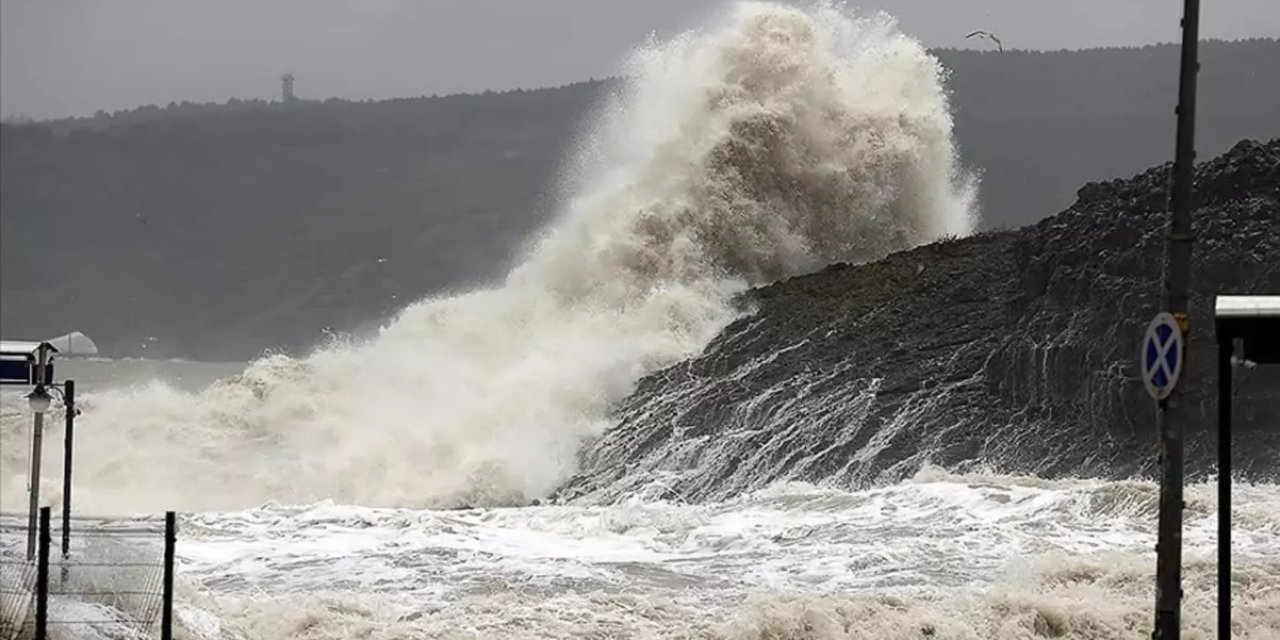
[0,1,973,513]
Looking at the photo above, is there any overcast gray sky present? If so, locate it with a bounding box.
[3,0,1278,119]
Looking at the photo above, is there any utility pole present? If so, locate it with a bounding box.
[1153,0,1200,638]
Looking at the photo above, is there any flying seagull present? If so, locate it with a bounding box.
[965,30,1004,53]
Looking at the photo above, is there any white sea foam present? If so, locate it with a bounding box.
[162,474,1279,639]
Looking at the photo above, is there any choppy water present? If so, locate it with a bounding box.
[5,356,1278,639]
[2,2,1277,638]
[155,473,1280,638]
[2,362,1277,638]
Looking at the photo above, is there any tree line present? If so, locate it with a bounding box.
[2,40,1276,360]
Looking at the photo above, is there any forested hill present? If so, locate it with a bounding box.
[2,40,1278,360]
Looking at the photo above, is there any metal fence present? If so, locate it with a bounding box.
[0,508,175,640]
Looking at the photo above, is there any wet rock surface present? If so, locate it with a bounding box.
[558,139,1280,504]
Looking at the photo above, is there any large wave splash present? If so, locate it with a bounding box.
[1,2,974,513]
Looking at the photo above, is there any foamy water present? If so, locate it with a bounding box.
[164,475,1280,639]
[3,2,1274,639]
[4,473,1277,639]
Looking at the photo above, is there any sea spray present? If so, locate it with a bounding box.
[0,2,974,513]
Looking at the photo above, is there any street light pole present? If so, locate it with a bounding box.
[1153,0,1200,638]
[26,343,52,561]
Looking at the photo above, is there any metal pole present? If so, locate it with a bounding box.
[1153,407,1184,639]
[61,380,75,560]
[35,507,50,640]
[26,345,51,561]
[1153,0,1199,638]
[161,511,176,640]
[1217,340,1231,640]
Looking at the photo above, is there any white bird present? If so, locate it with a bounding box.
[965,30,1004,53]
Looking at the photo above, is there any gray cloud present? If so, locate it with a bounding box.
[3,0,1277,118]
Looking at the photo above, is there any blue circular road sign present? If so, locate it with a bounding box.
[1140,312,1184,400]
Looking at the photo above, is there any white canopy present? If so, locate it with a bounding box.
[43,331,99,356]
[0,340,56,356]
[1215,295,1280,318]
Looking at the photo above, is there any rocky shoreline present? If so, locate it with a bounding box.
[558,139,1280,504]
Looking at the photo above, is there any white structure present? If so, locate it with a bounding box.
[0,340,57,385]
[44,331,98,356]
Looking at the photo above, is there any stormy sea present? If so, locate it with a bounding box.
[2,3,1277,639]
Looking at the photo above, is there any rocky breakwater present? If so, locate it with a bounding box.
[558,139,1280,504]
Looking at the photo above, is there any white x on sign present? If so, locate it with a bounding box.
[1141,312,1184,401]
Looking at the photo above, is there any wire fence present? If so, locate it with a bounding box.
[0,509,174,640]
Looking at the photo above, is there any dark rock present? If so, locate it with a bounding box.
[556,139,1280,504]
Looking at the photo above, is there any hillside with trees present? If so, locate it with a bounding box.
[2,40,1277,360]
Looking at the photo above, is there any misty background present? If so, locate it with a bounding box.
[4,0,1280,119]
[0,1,1278,361]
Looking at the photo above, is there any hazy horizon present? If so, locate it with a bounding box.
[4,0,1278,120]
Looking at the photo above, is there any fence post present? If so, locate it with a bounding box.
[161,511,176,640]
[61,380,75,560]
[35,507,50,640]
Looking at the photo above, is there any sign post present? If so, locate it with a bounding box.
[62,379,77,563]
[1144,310,1188,637]
[1151,0,1200,636]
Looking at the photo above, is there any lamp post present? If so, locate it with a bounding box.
[23,380,74,563]
[26,344,52,560]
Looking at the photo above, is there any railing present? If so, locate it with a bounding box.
[0,508,175,640]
